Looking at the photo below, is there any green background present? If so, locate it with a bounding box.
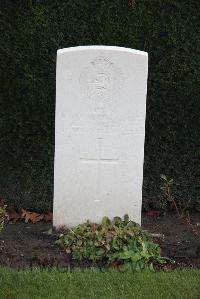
[0,0,199,212]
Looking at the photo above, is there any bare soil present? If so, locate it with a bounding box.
[0,212,199,269]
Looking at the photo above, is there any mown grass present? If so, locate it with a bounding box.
[0,267,199,299]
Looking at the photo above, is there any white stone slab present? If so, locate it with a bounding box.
[53,46,148,227]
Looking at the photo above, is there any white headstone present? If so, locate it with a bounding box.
[53,46,148,227]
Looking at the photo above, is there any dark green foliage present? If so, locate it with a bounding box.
[0,0,199,211]
[56,215,169,270]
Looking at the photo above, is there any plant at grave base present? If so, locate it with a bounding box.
[160,175,200,235]
[56,215,171,271]
[160,174,194,217]
[160,175,181,217]
[0,205,7,232]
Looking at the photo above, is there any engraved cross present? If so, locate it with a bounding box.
[80,138,118,202]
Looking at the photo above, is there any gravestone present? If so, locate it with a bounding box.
[53,46,148,227]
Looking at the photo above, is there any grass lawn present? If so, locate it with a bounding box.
[0,267,199,299]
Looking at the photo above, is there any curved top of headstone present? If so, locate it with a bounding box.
[57,45,148,57]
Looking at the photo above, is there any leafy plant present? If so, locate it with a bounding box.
[160,175,179,214]
[0,205,7,232]
[160,175,200,235]
[160,174,193,217]
[56,215,170,270]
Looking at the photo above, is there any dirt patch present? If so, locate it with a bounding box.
[0,212,199,269]
[142,212,200,268]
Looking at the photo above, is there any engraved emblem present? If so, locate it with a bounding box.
[80,56,123,101]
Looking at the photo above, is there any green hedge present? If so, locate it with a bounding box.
[0,0,199,212]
